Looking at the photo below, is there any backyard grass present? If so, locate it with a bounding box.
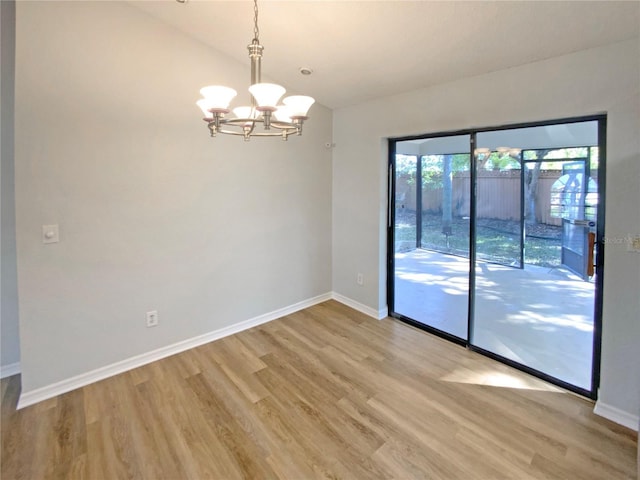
[395,212,562,268]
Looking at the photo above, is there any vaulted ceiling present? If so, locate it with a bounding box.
[130,1,640,109]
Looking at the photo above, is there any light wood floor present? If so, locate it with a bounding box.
[1,300,637,479]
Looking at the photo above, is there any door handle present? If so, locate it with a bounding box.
[587,232,596,277]
[388,164,393,228]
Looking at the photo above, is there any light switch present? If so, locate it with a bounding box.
[42,224,59,244]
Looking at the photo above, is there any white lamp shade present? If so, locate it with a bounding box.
[199,85,237,109]
[249,83,286,108]
[273,106,292,122]
[283,95,315,117]
[196,99,214,118]
[232,106,259,119]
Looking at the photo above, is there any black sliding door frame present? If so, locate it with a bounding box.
[387,114,606,400]
[387,133,472,347]
[468,133,478,346]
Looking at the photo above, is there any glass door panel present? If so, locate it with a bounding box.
[391,135,471,340]
[471,124,599,391]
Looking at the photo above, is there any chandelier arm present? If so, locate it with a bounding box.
[219,117,300,130]
[214,128,296,138]
[213,117,299,136]
[214,129,250,137]
[243,131,296,137]
[246,119,258,136]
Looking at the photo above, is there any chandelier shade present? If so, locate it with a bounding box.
[198,86,238,111]
[273,106,292,122]
[248,83,286,110]
[283,95,315,118]
[197,0,314,141]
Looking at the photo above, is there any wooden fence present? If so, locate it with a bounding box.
[396,170,563,226]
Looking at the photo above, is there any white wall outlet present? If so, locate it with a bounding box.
[146,310,158,327]
[357,273,364,286]
[42,224,59,244]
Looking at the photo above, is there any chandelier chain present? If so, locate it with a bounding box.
[253,0,259,42]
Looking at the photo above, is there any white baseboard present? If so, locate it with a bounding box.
[0,362,20,379]
[331,292,388,320]
[17,292,332,410]
[594,401,639,431]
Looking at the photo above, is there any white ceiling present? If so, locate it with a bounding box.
[130,0,640,110]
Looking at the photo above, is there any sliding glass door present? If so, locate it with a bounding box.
[391,135,471,341]
[388,117,605,397]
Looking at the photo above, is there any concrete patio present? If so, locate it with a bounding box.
[393,249,595,389]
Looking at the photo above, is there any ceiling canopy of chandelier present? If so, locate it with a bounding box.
[196,0,315,141]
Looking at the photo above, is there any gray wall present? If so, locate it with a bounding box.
[332,39,640,420]
[15,1,332,393]
[1,0,21,372]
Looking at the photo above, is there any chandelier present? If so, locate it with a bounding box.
[196,0,315,141]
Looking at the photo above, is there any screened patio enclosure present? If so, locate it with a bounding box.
[389,118,604,397]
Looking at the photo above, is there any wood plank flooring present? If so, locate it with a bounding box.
[1,300,637,479]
